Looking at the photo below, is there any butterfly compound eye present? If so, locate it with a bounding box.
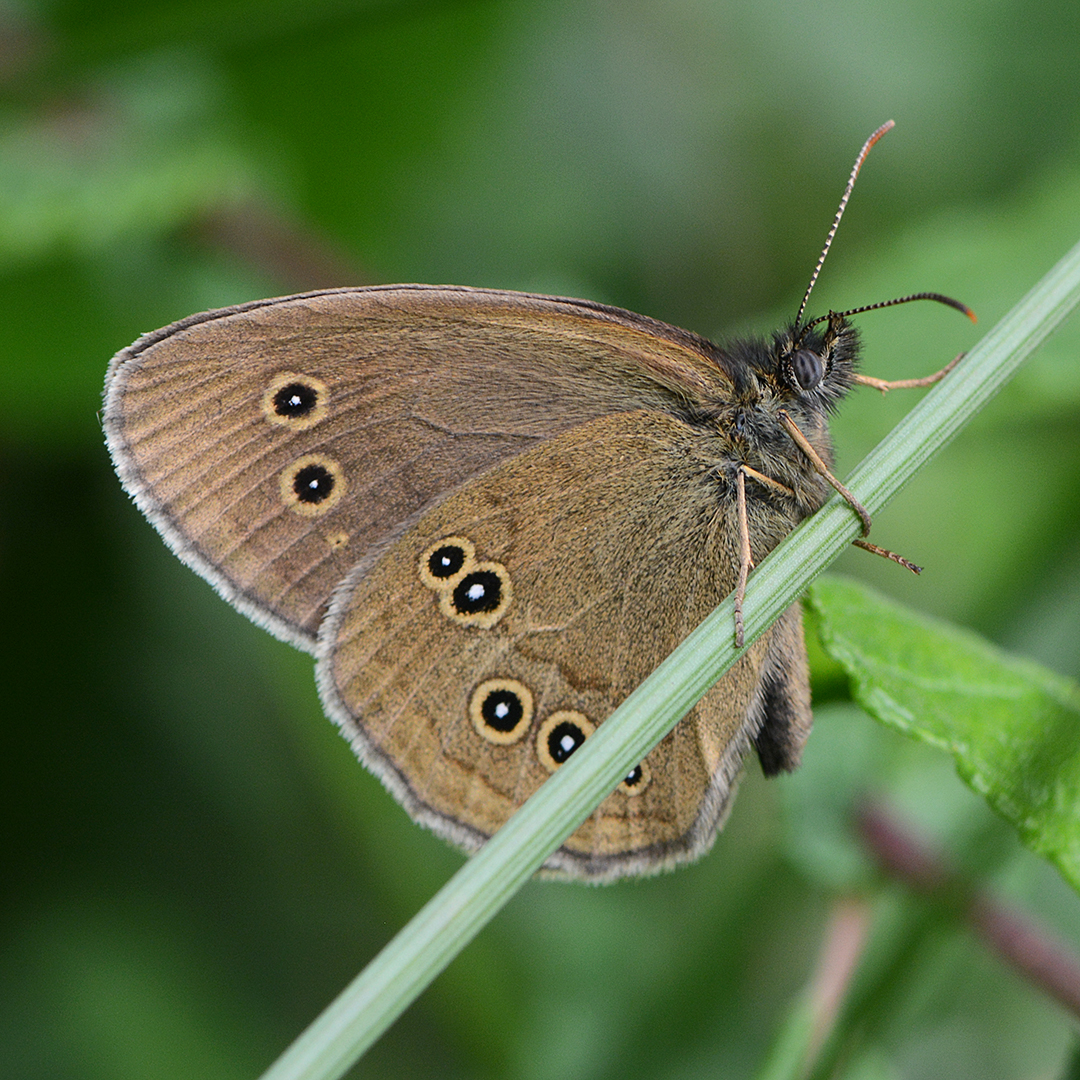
[792,349,825,390]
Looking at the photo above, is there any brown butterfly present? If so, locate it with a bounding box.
[103,121,972,880]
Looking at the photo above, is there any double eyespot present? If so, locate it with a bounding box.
[533,708,649,796]
[419,536,512,629]
[466,683,648,795]
[463,674,648,798]
[261,374,349,539]
[422,536,648,793]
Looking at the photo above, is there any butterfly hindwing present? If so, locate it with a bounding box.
[317,410,787,879]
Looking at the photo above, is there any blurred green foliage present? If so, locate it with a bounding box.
[2,1,1079,1078]
[811,576,1080,890]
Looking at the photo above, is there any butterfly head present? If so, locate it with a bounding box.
[712,312,860,437]
[775,312,860,412]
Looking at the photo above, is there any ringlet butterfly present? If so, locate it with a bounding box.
[103,121,972,880]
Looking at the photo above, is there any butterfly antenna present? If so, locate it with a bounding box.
[803,291,977,331]
[793,120,895,335]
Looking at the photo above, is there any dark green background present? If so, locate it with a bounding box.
[3,2,1080,1077]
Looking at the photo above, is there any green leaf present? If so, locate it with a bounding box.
[809,575,1080,893]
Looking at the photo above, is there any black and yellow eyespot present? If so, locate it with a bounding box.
[419,537,476,590]
[536,710,595,773]
[438,561,512,628]
[280,454,346,516]
[262,373,329,429]
[618,760,651,796]
[469,678,534,745]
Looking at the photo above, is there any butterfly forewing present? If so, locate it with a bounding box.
[103,287,732,653]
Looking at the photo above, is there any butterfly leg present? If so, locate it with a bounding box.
[777,410,923,576]
[853,352,963,394]
[777,410,872,535]
[852,539,922,573]
[734,468,752,648]
[733,465,798,648]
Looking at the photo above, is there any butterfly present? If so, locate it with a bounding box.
[103,121,971,880]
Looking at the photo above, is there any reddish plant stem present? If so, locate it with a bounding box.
[805,897,874,1065]
[856,803,1080,1021]
[191,199,368,292]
